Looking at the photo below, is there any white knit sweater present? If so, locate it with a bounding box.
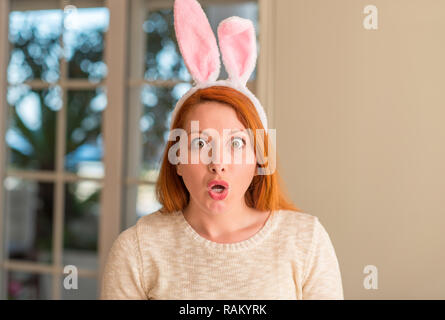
[100,209,344,300]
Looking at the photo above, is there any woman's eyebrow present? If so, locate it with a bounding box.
[188,130,208,136]
[187,129,245,135]
[229,129,250,136]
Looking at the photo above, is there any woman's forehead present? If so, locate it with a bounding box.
[183,101,246,131]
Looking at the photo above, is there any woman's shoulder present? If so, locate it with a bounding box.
[133,209,183,239]
[110,210,181,254]
[136,209,182,228]
[275,209,322,242]
[277,209,319,229]
[276,209,337,250]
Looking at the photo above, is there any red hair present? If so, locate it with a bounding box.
[156,86,301,214]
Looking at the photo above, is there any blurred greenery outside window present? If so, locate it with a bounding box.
[3,3,108,300]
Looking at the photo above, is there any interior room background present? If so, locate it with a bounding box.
[0,0,444,299]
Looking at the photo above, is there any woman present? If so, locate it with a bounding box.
[100,0,344,300]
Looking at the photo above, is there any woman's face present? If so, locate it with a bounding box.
[176,101,257,214]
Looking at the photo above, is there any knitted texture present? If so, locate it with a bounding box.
[100,209,344,300]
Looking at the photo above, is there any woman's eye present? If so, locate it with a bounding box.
[231,137,245,149]
[191,137,207,149]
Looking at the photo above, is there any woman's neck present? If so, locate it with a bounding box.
[182,201,271,243]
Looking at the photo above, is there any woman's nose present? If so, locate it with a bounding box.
[207,140,227,173]
[208,162,226,174]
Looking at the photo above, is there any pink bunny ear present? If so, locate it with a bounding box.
[174,0,220,84]
[217,16,257,86]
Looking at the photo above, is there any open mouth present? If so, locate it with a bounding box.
[211,185,226,193]
[207,180,229,200]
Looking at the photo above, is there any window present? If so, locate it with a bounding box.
[0,0,108,300]
[0,0,264,299]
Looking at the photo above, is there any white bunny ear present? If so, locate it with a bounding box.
[217,16,257,86]
[174,0,220,84]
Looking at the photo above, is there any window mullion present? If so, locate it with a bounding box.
[50,0,70,300]
[17,79,105,90]
[98,0,129,296]
[124,0,148,229]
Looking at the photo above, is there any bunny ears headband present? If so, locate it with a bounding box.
[170,0,269,131]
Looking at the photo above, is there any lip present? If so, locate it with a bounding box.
[207,180,229,190]
[207,180,229,201]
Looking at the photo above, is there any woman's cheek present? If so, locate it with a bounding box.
[181,165,200,192]
[235,164,256,191]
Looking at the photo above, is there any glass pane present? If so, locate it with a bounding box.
[143,2,258,81]
[6,85,61,171]
[8,9,62,84]
[61,277,97,300]
[125,83,192,181]
[143,8,189,81]
[124,184,162,228]
[63,7,109,81]
[63,182,100,270]
[65,89,105,178]
[7,271,52,300]
[5,178,53,264]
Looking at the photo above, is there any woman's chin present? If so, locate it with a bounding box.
[205,199,232,214]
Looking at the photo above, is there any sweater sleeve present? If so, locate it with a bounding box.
[302,217,344,300]
[100,226,148,300]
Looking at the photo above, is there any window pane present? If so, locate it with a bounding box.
[143,2,258,81]
[65,89,105,178]
[63,7,109,81]
[143,8,189,81]
[5,178,53,264]
[61,276,97,300]
[7,271,52,300]
[8,9,62,84]
[125,83,192,181]
[6,86,61,171]
[63,182,100,270]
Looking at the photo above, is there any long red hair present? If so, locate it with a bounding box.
[156,86,301,214]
